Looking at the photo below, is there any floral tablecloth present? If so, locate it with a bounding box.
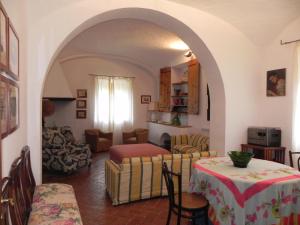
[189,157,300,225]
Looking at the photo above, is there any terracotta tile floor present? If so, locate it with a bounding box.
[43,152,191,225]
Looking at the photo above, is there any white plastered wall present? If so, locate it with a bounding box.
[1,0,28,176]
[258,17,300,162]
[0,0,259,183]
[44,56,156,142]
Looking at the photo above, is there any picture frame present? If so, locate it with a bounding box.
[7,80,18,133]
[141,95,151,104]
[76,99,87,109]
[0,75,8,138]
[8,21,19,80]
[76,110,86,119]
[77,89,87,98]
[266,68,286,97]
[0,3,8,72]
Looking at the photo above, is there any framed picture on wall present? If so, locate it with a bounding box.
[76,110,86,119]
[7,80,18,133]
[76,99,86,109]
[266,68,286,97]
[0,3,8,72]
[8,22,19,80]
[141,95,151,104]
[0,76,8,138]
[77,89,87,98]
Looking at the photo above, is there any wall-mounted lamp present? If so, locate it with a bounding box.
[184,50,192,57]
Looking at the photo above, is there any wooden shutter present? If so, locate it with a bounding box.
[188,59,200,114]
[159,67,171,112]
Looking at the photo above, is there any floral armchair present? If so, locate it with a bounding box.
[42,126,92,173]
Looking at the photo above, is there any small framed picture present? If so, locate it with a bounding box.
[77,89,87,98]
[7,79,18,134]
[266,68,286,97]
[76,99,86,109]
[0,75,8,138]
[76,110,86,119]
[0,3,8,72]
[8,22,19,80]
[141,95,151,104]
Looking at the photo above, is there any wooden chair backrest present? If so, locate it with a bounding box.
[21,146,36,208]
[9,157,28,225]
[289,150,300,171]
[0,177,11,225]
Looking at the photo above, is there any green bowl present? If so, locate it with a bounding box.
[228,151,254,168]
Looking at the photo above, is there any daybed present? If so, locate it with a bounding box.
[0,146,83,225]
[105,151,217,205]
[171,134,209,154]
[109,143,170,164]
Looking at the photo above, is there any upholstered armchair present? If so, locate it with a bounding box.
[42,126,92,173]
[85,129,113,152]
[122,128,149,144]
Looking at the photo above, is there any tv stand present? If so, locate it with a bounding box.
[241,144,286,164]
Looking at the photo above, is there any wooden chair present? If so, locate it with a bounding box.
[289,150,300,171]
[0,177,11,225]
[122,128,148,144]
[85,129,113,152]
[162,162,209,225]
[9,157,28,225]
[21,146,36,211]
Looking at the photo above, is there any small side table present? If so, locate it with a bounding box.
[241,144,286,164]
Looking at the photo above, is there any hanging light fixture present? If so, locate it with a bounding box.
[184,50,192,57]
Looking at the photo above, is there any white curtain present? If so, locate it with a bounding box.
[94,76,133,144]
[292,43,300,153]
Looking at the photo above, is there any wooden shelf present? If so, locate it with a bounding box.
[172,81,188,85]
[172,105,188,107]
[147,121,191,128]
[171,95,188,97]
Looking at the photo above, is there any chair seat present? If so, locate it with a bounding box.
[98,137,110,142]
[175,193,208,210]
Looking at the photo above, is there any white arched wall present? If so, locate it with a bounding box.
[26,1,260,183]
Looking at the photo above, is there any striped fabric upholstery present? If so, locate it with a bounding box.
[171,134,209,153]
[105,152,217,205]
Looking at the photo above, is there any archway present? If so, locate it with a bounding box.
[28,6,227,183]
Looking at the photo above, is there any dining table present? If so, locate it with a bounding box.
[189,157,300,225]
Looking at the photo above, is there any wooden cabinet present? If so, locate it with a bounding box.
[159,67,171,112]
[241,144,286,164]
[188,59,200,114]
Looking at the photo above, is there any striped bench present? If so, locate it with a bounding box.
[105,151,217,205]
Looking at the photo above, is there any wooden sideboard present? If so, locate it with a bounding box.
[241,144,286,164]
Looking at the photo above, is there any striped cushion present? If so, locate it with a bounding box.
[173,144,201,153]
[171,135,189,147]
[188,134,209,151]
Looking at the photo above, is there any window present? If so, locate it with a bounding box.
[94,76,133,143]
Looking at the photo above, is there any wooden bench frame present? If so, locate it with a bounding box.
[0,146,83,225]
[0,146,36,225]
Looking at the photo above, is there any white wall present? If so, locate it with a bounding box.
[44,57,156,143]
[1,0,28,177]
[258,17,300,161]
[21,0,264,183]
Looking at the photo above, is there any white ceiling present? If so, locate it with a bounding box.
[59,2,300,74]
[60,19,189,73]
[169,0,300,45]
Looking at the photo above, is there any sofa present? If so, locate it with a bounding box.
[42,126,92,173]
[171,134,209,154]
[105,151,217,205]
